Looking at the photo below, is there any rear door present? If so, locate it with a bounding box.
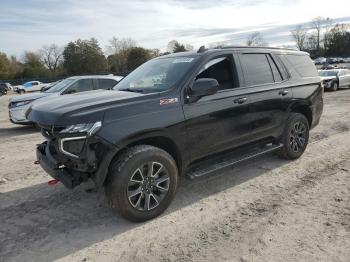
[183,53,253,162]
[238,52,292,142]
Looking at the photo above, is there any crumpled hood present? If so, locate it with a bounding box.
[10,92,52,103]
[26,90,147,126]
[320,76,337,81]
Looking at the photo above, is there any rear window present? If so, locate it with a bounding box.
[284,54,318,77]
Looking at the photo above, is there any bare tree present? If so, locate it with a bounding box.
[39,44,63,73]
[291,25,308,51]
[106,37,136,55]
[246,32,267,47]
[311,17,332,51]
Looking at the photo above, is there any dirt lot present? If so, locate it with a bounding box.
[0,90,350,262]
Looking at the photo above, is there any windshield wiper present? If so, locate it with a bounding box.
[118,88,144,93]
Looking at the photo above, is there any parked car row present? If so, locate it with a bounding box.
[319,69,350,91]
[314,57,350,65]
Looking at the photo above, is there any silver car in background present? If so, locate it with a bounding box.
[318,69,350,91]
[9,75,123,125]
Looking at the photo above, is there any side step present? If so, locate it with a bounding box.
[186,143,283,179]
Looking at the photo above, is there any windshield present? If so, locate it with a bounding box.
[114,56,198,93]
[319,70,338,77]
[44,79,75,93]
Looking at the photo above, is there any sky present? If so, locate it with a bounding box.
[1,0,350,57]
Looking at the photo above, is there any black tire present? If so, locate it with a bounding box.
[105,145,178,222]
[331,82,338,91]
[18,89,25,94]
[278,113,309,160]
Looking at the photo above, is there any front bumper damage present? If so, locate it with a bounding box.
[36,133,118,189]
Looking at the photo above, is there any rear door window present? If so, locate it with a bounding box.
[240,53,274,86]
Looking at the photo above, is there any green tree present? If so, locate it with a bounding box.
[127,47,152,71]
[325,24,350,57]
[0,52,11,79]
[63,38,107,75]
[173,42,187,53]
[21,51,49,78]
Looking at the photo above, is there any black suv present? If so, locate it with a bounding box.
[28,47,323,222]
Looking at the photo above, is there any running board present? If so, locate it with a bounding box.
[186,143,283,179]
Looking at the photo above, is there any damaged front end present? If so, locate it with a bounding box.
[36,123,117,189]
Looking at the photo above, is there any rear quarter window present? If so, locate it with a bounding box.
[284,54,318,77]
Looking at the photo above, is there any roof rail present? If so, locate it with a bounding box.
[218,45,298,51]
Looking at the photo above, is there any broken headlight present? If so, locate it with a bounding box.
[60,121,102,136]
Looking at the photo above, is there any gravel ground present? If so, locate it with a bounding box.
[0,89,349,262]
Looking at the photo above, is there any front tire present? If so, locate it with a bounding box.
[278,113,309,160]
[105,145,178,222]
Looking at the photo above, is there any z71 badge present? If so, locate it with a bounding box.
[160,98,179,105]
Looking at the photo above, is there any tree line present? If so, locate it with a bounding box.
[0,38,192,81]
[291,17,350,58]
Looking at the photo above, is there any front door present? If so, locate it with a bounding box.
[183,54,252,162]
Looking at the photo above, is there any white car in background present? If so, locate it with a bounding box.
[14,81,51,94]
[319,69,350,91]
[9,75,123,125]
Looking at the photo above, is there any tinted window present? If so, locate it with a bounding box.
[284,55,318,77]
[97,79,118,90]
[66,79,94,93]
[240,53,274,86]
[267,55,283,82]
[196,57,234,90]
[32,82,39,86]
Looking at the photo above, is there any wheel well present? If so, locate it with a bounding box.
[127,136,182,173]
[291,105,312,126]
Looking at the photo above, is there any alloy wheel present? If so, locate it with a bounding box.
[127,162,170,211]
[289,121,306,153]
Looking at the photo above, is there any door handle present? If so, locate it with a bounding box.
[279,90,289,96]
[234,97,247,104]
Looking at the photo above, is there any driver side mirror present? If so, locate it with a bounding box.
[190,78,219,97]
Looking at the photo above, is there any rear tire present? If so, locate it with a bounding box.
[331,82,338,91]
[278,113,309,160]
[105,145,178,222]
